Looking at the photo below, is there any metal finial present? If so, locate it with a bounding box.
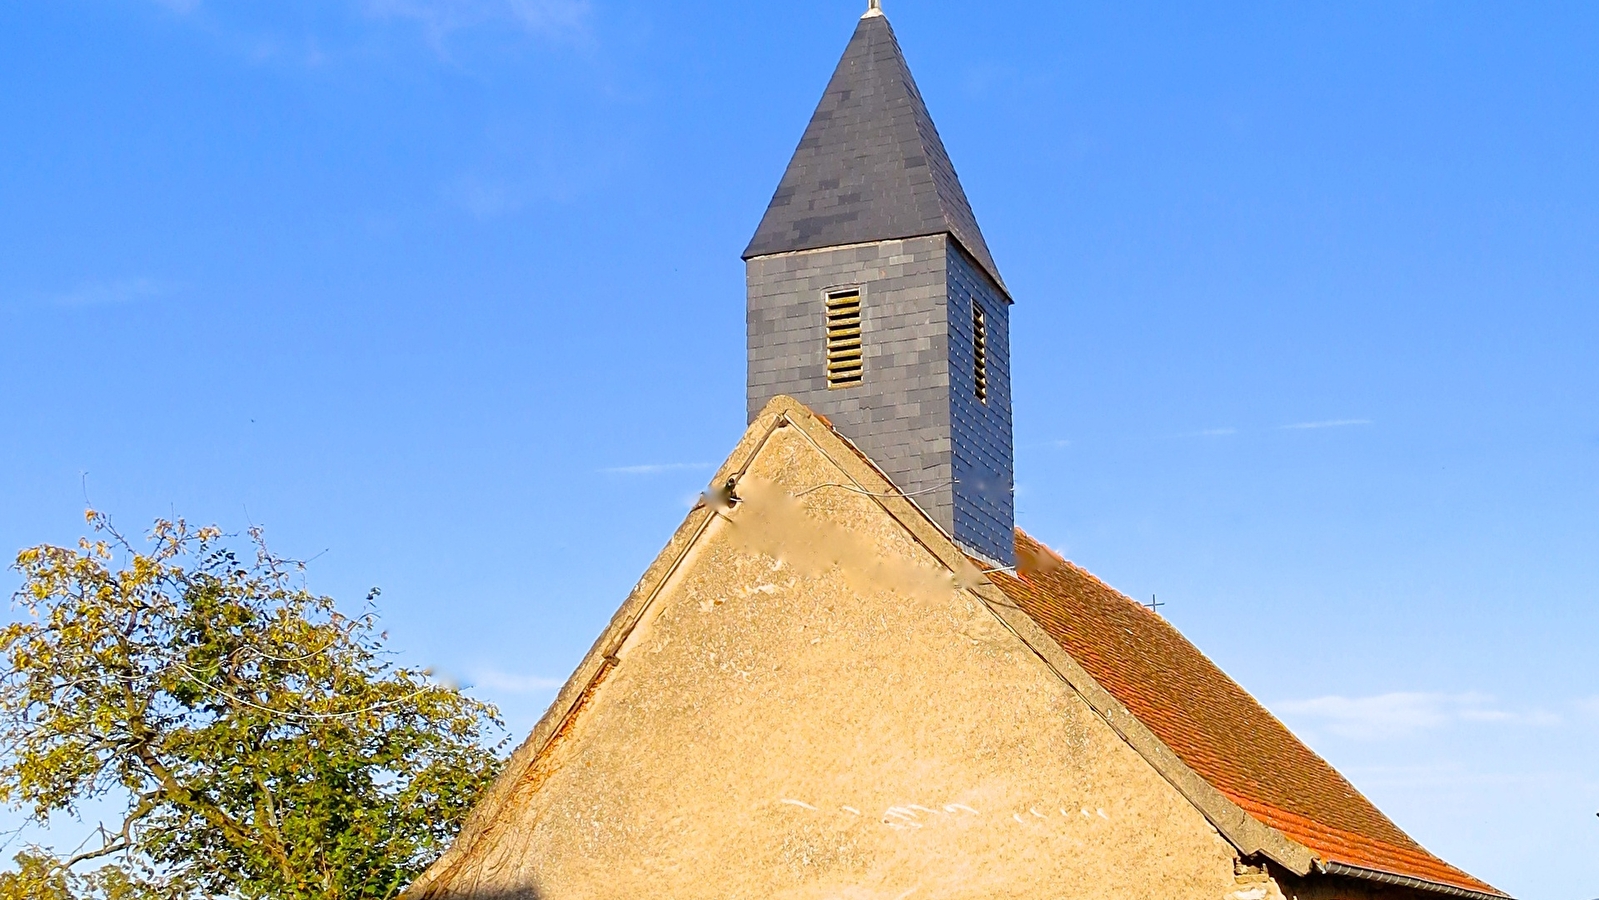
[863,0,883,18]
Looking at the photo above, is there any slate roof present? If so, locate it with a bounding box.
[742,11,1007,293]
[989,530,1507,898]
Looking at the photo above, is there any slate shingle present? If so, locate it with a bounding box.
[742,13,1007,294]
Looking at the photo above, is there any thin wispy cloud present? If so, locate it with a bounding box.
[148,0,591,62]
[470,668,564,694]
[1171,427,1237,438]
[1275,692,1559,741]
[1278,418,1372,431]
[365,0,591,45]
[1578,696,1599,717]
[600,462,713,475]
[1340,762,1586,791]
[442,131,626,215]
[960,62,1021,99]
[52,278,169,308]
[442,174,525,218]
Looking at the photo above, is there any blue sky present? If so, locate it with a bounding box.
[2,1,1596,897]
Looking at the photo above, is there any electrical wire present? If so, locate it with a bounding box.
[792,480,954,499]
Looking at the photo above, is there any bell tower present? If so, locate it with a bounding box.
[744,4,1015,565]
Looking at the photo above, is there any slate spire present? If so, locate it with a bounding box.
[743,8,1016,566]
[743,10,1006,292]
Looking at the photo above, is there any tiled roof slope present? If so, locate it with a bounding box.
[742,12,1006,292]
[988,530,1504,897]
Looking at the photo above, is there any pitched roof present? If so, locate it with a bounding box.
[404,397,1508,900]
[989,531,1506,898]
[742,11,1007,293]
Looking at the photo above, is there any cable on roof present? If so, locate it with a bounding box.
[793,480,954,500]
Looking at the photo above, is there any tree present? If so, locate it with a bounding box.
[0,512,504,899]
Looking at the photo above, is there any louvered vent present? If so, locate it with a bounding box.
[825,288,863,388]
[973,303,988,403]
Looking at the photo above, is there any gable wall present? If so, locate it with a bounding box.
[425,423,1241,900]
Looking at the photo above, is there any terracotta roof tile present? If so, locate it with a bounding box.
[988,530,1504,897]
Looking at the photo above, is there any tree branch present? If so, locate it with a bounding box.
[60,792,157,870]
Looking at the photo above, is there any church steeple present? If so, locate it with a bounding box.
[743,9,1006,291]
[744,8,1015,566]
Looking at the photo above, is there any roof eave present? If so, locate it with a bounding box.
[1317,860,1512,900]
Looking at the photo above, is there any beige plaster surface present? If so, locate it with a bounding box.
[417,418,1243,900]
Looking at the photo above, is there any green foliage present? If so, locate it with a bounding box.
[0,851,76,900]
[0,512,505,899]
[0,850,161,900]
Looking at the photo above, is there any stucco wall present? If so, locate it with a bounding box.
[425,422,1239,900]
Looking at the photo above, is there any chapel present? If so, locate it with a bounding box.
[405,6,1508,899]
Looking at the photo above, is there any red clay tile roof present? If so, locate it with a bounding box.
[989,530,1505,897]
